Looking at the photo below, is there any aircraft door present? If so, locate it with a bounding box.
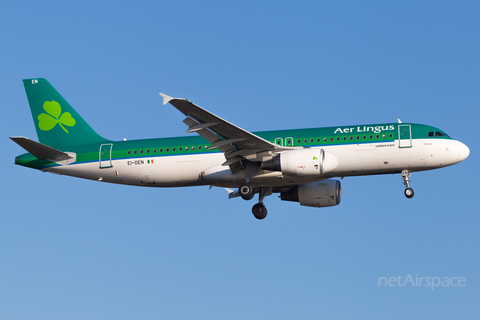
[398,125,412,148]
[275,138,283,146]
[99,143,113,168]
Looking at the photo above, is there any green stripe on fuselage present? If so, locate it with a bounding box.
[14,123,452,170]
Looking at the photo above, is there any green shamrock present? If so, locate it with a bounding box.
[38,101,76,134]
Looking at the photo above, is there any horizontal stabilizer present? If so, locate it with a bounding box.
[10,137,76,164]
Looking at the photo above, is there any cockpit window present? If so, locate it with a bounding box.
[429,130,451,138]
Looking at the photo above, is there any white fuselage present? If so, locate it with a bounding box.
[44,138,469,188]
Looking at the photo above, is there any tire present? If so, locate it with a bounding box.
[252,203,267,220]
[404,188,414,199]
[239,183,254,200]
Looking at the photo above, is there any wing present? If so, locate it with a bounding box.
[160,93,291,173]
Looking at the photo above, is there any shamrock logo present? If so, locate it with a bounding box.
[38,101,76,134]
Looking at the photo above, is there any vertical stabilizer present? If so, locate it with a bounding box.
[23,78,109,147]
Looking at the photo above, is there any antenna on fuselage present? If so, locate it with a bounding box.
[397,119,402,123]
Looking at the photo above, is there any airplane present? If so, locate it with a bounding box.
[11,78,470,219]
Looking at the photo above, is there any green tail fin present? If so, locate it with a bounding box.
[23,78,109,147]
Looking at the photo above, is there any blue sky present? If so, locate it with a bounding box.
[1,1,478,319]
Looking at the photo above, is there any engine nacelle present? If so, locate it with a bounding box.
[262,148,338,177]
[280,180,341,207]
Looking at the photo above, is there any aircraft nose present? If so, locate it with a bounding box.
[456,141,470,163]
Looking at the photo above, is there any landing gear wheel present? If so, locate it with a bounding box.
[239,183,254,200]
[404,188,414,199]
[252,203,267,220]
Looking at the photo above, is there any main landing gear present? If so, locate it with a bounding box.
[239,183,254,200]
[402,170,414,199]
[252,203,267,220]
[238,183,272,220]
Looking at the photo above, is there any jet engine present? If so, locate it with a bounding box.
[262,148,338,178]
[280,180,341,207]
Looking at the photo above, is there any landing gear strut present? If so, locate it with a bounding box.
[251,187,272,220]
[402,170,414,199]
[238,180,272,219]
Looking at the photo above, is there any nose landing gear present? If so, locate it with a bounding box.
[402,170,414,199]
[404,187,414,198]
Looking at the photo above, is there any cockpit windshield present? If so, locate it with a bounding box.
[428,131,451,138]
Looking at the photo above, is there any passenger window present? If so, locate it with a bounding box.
[310,139,314,143]
[134,150,137,154]
[336,137,340,141]
[330,138,333,142]
[173,148,176,152]
[192,147,195,150]
[363,136,366,139]
[147,149,150,153]
[297,139,301,144]
[185,147,188,151]
[369,135,373,139]
[304,139,307,143]
[317,138,320,142]
[323,138,327,142]
[160,149,163,152]
[350,136,353,140]
[199,146,202,150]
[128,151,131,155]
[166,148,170,152]
[389,134,393,138]
[179,147,182,151]
[376,135,379,139]
[153,149,156,153]
[343,137,347,141]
